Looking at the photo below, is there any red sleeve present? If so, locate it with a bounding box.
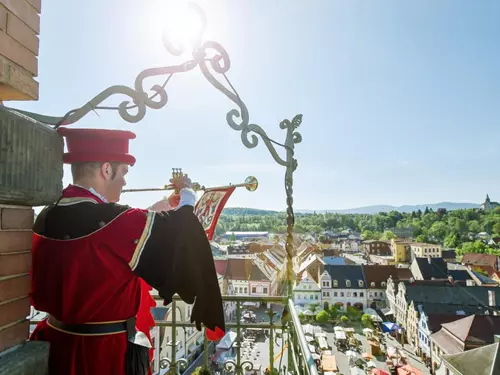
[100,208,156,269]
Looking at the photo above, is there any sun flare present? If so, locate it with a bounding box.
[163,2,205,51]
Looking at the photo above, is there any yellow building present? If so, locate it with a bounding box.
[410,243,442,258]
[391,239,413,263]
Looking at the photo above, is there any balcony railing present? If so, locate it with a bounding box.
[29,295,318,375]
[155,295,319,375]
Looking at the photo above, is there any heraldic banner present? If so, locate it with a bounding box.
[194,186,236,240]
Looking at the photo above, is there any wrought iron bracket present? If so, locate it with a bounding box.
[9,2,301,297]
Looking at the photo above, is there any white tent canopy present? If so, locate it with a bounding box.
[216,331,237,350]
[363,308,382,322]
[318,336,328,350]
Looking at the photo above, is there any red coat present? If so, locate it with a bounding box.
[30,185,225,375]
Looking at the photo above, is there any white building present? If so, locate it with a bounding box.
[320,265,368,311]
[293,271,321,305]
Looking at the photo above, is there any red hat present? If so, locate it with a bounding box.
[57,128,136,166]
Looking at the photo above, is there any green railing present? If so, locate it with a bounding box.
[155,295,319,375]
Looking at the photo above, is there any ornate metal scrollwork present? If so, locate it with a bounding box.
[224,359,254,374]
[8,0,302,299]
[12,3,302,171]
[159,357,189,375]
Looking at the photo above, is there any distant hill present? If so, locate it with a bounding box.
[222,207,279,216]
[296,202,480,214]
[223,202,480,216]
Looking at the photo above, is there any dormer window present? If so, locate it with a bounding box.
[346,280,351,288]
[333,280,338,287]
[370,282,375,287]
[381,282,387,287]
[358,281,364,288]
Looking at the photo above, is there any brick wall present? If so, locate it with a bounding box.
[0,205,34,352]
[0,0,41,101]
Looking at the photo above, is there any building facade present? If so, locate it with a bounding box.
[320,265,367,311]
[294,271,321,306]
[410,243,442,259]
[362,240,392,256]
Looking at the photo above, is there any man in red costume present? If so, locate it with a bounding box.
[30,128,225,375]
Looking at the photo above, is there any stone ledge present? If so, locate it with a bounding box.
[0,106,63,206]
[0,341,49,375]
[0,55,38,100]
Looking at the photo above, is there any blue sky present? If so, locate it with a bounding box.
[12,0,500,210]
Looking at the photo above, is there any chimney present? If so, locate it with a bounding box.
[489,290,496,307]
[427,256,432,264]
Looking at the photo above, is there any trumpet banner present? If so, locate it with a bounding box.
[194,186,236,240]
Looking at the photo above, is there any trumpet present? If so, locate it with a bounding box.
[122,173,258,194]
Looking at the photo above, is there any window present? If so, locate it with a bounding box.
[360,292,364,297]
[263,287,268,294]
[374,292,378,297]
[381,282,386,287]
[252,287,256,293]
[333,280,338,287]
[346,280,351,287]
[370,282,375,287]
[347,292,351,297]
[244,288,247,293]
[334,292,338,297]
[340,292,344,297]
[358,281,364,288]
[353,292,357,297]
[315,295,318,300]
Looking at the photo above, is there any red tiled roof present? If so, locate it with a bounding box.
[462,253,498,267]
[224,258,251,280]
[214,259,227,276]
[362,265,412,287]
[441,315,500,345]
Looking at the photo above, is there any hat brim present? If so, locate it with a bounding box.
[63,153,136,166]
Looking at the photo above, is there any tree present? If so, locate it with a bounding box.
[309,303,319,314]
[298,312,305,322]
[428,221,448,240]
[347,306,362,321]
[381,230,397,240]
[416,234,427,243]
[468,220,481,233]
[361,314,373,328]
[493,222,500,235]
[229,232,236,242]
[436,208,447,220]
[328,305,339,319]
[316,310,329,323]
[340,315,349,325]
[444,233,458,248]
[456,240,499,256]
[362,230,382,240]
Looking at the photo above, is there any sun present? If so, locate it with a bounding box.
[163,1,206,52]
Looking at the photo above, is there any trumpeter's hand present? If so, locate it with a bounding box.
[170,175,192,191]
